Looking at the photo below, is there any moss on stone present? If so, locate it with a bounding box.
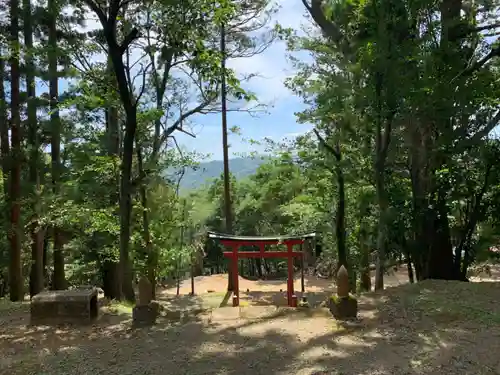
[330,294,357,304]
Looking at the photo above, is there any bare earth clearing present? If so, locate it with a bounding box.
[1,265,500,375]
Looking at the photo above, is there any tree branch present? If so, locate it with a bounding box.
[302,0,350,55]
[452,42,500,81]
[313,127,340,160]
[162,98,213,142]
[119,28,140,54]
[82,0,107,26]
[134,62,152,107]
[469,22,500,34]
[468,109,500,143]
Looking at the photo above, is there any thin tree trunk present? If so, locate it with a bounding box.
[406,252,414,283]
[48,0,65,290]
[8,0,23,301]
[220,24,234,291]
[24,0,44,297]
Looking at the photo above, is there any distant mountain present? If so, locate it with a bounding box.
[170,156,269,191]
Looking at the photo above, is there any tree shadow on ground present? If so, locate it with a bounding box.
[234,290,330,308]
[3,280,500,375]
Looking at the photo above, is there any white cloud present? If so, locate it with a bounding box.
[227,0,310,104]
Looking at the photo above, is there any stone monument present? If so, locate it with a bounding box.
[328,265,358,320]
[132,276,160,327]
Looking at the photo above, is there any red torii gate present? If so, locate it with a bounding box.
[208,232,316,307]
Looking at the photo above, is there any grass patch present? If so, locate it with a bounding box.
[0,298,29,313]
[104,300,134,315]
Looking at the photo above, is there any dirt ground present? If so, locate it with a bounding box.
[1,265,500,375]
[158,264,414,308]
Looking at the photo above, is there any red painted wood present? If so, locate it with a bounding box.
[231,245,239,306]
[222,251,303,258]
[220,239,304,247]
[219,237,305,307]
[286,243,294,306]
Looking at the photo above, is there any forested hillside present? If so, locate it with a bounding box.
[168,157,268,191]
[0,0,499,305]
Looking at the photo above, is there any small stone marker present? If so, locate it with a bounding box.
[138,276,153,305]
[328,264,358,320]
[133,276,159,327]
[336,265,350,297]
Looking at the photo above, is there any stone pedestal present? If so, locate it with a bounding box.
[132,301,160,327]
[30,288,99,326]
[328,295,358,320]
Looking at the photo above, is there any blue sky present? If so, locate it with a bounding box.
[46,0,313,161]
[175,0,314,160]
[37,1,500,161]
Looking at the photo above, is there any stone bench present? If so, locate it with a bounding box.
[30,288,99,325]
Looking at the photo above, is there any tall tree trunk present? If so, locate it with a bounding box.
[374,167,389,290]
[359,219,371,291]
[0,48,10,299]
[334,142,347,271]
[8,0,23,301]
[406,253,414,283]
[136,144,156,299]
[372,65,393,291]
[312,130,347,272]
[48,0,65,290]
[424,0,464,280]
[83,0,139,302]
[220,24,234,292]
[101,61,121,299]
[0,49,9,206]
[24,0,44,297]
[109,47,138,302]
[118,111,137,302]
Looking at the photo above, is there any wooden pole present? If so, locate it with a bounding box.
[301,243,305,293]
[190,231,195,295]
[232,245,239,306]
[287,243,295,306]
[190,261,195,295]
